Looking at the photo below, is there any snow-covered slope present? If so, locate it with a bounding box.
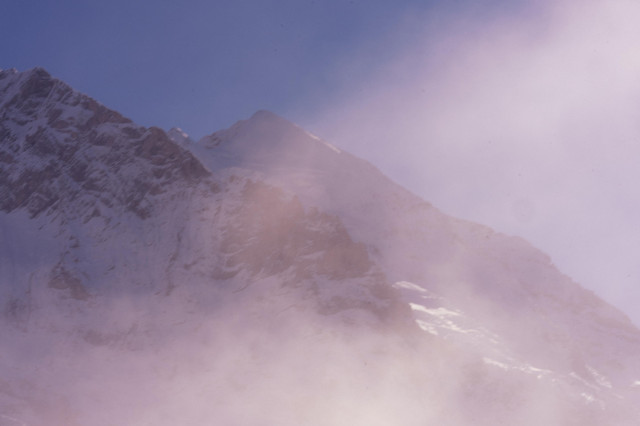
[191,109,640,418]
[0,69,416,425]
[2,68,640,425]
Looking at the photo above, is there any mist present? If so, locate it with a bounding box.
[0,269,616,426]
[3,5,640,421]
[2,163,626,425]
[301,0,640,326]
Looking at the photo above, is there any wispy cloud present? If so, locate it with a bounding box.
[307,0,640,324]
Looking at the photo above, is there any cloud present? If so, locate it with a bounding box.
[307,0,640,324]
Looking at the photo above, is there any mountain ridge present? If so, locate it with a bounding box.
[0,67,208,221]
[2,67,640,425]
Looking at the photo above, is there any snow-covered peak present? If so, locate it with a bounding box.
[4,69,640,425]
[0,67,18,79]
[0,67,52,109]
[247,110,342,153]
[0,68,209,220]
[248,108,285,121]
[194,110,342,170]
[0,67,132,128]
[1,67,60,104]
[167,127,192,146]
[0,66,43,82]
[187,107,640,397]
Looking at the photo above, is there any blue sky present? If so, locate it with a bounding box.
[0,0,531,136]
[3,0,640,325]
[2,0,446,136]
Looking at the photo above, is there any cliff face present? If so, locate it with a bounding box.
[0,68,207,220]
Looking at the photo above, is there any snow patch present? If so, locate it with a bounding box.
[586,365,612,389]
[394,281,428,293]
[416,319,439,335]
[483,357,511,371]
[483,357,552,380]
[303,130,340,153]
[409,304,461,318]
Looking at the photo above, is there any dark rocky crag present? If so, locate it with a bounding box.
[0,68,208,220]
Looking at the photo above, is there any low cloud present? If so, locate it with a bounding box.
[306,0,640,324]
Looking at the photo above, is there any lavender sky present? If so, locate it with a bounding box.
[2,0,640,325]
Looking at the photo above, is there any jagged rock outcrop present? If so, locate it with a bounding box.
[0,68,208,220]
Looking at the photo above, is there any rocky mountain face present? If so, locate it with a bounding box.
[0,67,207,220]
[1,68,640,425]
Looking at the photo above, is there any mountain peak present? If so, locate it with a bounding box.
[241,109,307,140]
[0,68,209,219]
[167,127,193,146]
[194,109,341,171]
[0,66,50,83]
[249,109,284,121]
[4,69,640,425]
[3,66,54,97]
[25,66,52,79]
[0,67,18,77]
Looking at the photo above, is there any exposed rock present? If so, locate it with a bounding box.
[0,68,210,221]
[48,263,90,301]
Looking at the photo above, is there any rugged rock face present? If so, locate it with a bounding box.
[0,68,208,220]
[0,68,403,327]
[2,68,640,425]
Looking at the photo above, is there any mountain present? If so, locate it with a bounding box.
[1,67,640,425]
